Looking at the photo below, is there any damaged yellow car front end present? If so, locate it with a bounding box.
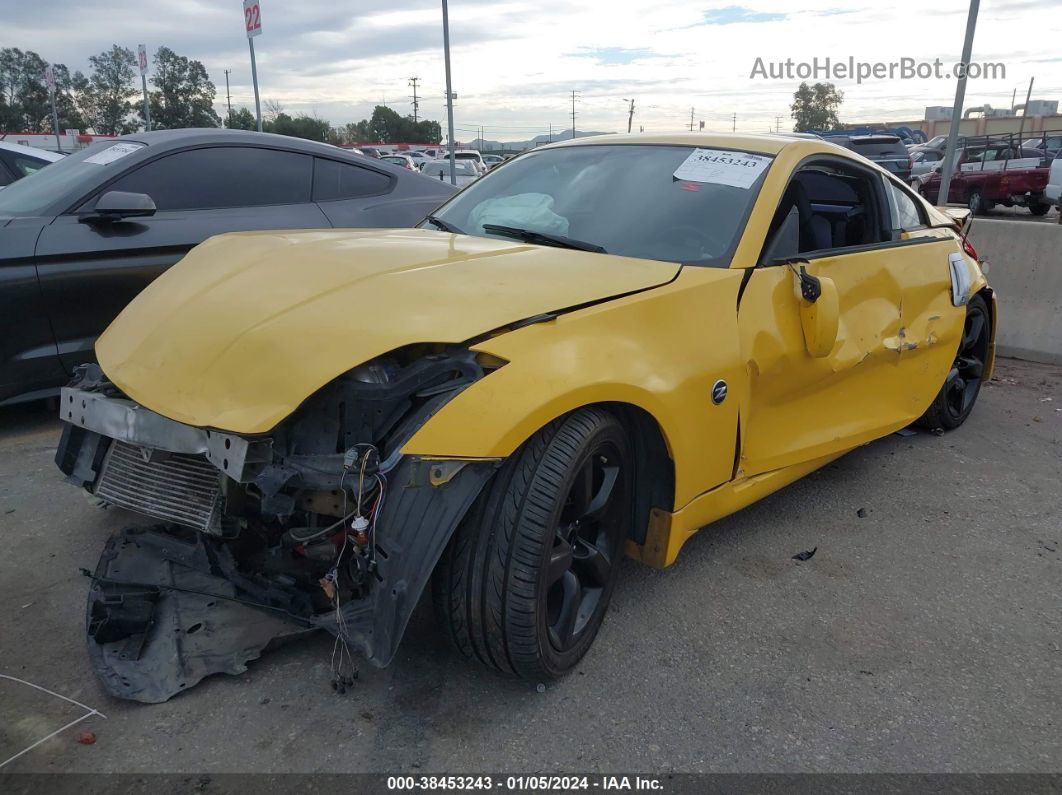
[57,133,993,701]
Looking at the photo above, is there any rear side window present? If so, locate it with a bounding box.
[883,179,926,231]
[106,146,313,210]
[313,158,392,201]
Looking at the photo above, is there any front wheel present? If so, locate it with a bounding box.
[916,294,990,431]
[433,407,632,680]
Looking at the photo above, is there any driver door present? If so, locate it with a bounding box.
[735,159,965,477]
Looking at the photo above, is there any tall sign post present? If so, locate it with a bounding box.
[138,45,151,131]
[44,65,61,152]
[441,0,457,186]
[243,0,264,132]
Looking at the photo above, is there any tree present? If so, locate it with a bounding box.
[265,112,330,142]
[790,81,844,132]
[143,46,220,129]
[264,98,285,122]
[226,106,257,130]
[0,49,86,133]
[347,105,442,144]
[79,45,138,135]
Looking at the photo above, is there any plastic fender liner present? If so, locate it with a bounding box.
[85,527,314,703]
[316,457,499,667]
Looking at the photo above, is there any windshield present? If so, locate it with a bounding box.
[424,144,772,266]
[0,139,144,216]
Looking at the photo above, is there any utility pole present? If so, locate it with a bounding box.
[1015,76,1034,143]
[732,113,736,132]
[409,76,420,123]
[571,90,579,139]
[224,69,233,127]
[44,65,60,152]
[549,122,552,143]
[441,0,457,185]
[688,107,695,132]
[775,115,782,133]
[136,46,151,131]
[624,98,635,133]
[937,0,979,206]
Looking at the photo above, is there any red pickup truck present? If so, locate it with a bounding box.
[917,140,1053,215]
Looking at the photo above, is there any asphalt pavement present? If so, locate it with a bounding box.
[1,358,1059,774]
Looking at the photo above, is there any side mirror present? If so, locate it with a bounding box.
[792,266,839,358]
[80,191,156,223]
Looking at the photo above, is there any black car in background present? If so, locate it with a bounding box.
[0,129,456,406]
[832,134,912,182]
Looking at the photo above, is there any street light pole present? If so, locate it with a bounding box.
[937,0,980,206]
[441,0,457,186]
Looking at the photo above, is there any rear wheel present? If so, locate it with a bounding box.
[916,294,990,431]
[1029,203,1050,216]
[967,191,993,215]
[433,407,632,680]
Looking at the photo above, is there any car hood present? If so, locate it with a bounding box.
[97,228,679,433]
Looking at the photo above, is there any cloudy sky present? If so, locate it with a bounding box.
[7,0,1062,141]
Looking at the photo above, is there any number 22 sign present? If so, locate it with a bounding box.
[243,0,262,37]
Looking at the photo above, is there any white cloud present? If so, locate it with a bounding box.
[5,0,1060,141]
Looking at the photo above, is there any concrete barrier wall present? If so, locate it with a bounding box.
[968,219,1062,365]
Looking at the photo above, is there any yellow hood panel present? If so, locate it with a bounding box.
[96,228,679,433]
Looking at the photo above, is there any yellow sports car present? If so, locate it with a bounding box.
[56,133,994,701]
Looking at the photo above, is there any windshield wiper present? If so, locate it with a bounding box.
[425,215,463,234]
[482,224,606,254]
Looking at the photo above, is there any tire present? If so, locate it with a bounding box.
[433,407,632,680]
[967,191,990,215]
[915,294,991,431]
[1029,203,1050,217]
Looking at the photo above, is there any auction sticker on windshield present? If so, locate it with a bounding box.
[84,142,145,166]
[673,149,770,189]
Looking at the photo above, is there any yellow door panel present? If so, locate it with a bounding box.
[737,238,966,476]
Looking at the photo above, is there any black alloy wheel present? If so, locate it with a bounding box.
[544,440,626,653]
[433,407,633,680]
[916,293,990,431]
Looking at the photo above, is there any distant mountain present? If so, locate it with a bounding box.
[468,129,613,152]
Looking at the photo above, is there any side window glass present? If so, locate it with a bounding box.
[760,163,884,262]
[11,155,49,177]
[0,162,13,187]
[884,180,926,232]
[106,147,313,211]
[313,158,392,201]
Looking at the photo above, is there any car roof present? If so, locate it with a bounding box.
[0,141,65,161]
[537,131,828,156]
[112,127,352,155]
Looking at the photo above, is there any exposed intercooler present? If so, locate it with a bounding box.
[94,441,222,532]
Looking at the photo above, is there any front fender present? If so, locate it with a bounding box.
[402,267,748,509]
